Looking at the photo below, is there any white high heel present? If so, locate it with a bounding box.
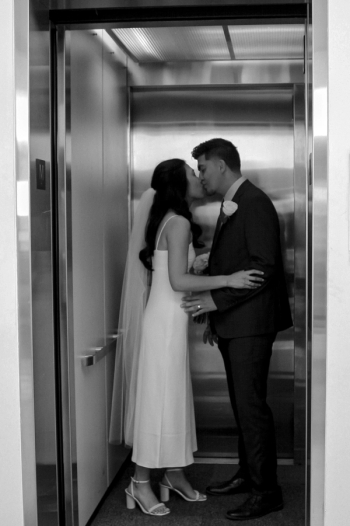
[125,477,170,516]
[159,468,207,502]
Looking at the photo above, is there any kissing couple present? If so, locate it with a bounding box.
[110,138,292,521]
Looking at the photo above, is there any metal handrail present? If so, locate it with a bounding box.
[81,333,120,367]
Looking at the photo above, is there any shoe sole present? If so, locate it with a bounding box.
[225,503,284,521]
[206,488,251,497]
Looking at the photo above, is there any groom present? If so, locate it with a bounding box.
[181,138,292,521]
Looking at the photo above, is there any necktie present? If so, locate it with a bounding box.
[212,200,224,249]
[218,200,225,224]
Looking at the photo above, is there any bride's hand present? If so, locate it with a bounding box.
[227,269,264,289]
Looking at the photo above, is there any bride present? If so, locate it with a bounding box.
[110,158,264,516]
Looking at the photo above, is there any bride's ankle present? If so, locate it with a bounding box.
[165,468,185,480]
[165,470,190,487]
[166,468,183,476]
[131,477,151,492]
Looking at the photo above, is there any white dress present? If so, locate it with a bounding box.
[131,217,197,468]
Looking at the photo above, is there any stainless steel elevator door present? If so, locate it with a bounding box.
[58,29,130,525]
[131,87,295,459]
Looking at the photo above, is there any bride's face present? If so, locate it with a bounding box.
[185,164,205,202]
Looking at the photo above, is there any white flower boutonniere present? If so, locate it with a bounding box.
[192,252,210,275]
[221,201,238,223]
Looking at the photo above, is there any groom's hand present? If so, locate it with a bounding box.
[203,324,218,346]
[181,291,217,317]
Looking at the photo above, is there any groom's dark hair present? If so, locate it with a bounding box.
[191,138,241,172]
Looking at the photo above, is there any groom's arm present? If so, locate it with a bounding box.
[210,194,280,312]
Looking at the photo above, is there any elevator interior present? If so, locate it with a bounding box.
[32,10,310,526]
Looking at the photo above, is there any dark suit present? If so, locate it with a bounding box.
[209,179,292,494]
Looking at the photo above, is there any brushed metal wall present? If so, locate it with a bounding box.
[130,86,302,460]
[128,59,304,87]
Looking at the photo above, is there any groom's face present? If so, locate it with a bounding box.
[197,154,222,196]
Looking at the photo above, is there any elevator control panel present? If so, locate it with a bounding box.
[36,159,46,190]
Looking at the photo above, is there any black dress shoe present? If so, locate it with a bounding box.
[226,487,283,521]
[206,475,251,496]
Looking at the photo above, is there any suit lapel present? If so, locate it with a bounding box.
[210,180,251,253]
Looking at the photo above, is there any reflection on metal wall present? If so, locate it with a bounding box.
[306,11,313,524]
[131,87,297,459]
[293,84,307,465]
[128,59,304,87]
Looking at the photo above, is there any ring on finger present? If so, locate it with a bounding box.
[197,305,201,310]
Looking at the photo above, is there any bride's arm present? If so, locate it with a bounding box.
[167,216,263,293]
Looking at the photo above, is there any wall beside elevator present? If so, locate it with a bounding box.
[0,0,33,524]
[325,0,350,524]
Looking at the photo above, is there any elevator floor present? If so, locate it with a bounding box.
[90,463,305,526]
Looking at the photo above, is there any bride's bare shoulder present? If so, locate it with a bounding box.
[167,214,190,230]
[165,215,190,244]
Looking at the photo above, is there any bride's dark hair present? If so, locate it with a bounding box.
[139,158,203,271]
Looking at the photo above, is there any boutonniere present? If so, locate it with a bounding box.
[221,201,238,223]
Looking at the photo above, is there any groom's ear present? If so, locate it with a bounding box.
[218,159,226,174]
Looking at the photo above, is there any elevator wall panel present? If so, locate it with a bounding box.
[131,88,295,458]
[71,30,107,525]
[66,29,130,525]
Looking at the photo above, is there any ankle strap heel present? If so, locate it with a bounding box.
[159,470,207,503]
[131,476,150,484]
[125,477,171,516]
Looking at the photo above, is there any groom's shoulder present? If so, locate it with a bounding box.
[242,180,271,203]
[241,181,277,215]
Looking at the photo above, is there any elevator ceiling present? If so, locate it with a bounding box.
[112,24,305,63]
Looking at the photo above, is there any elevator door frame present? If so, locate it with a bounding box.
[51,6,314,525]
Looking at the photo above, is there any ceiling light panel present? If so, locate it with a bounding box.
[228,24,305,60]
[113,27,230,62]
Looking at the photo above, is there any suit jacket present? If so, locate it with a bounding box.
[209,179,293,339]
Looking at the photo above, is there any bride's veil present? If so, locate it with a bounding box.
[109,187,155,446]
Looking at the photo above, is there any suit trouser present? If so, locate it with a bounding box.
[218,333,278,494]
